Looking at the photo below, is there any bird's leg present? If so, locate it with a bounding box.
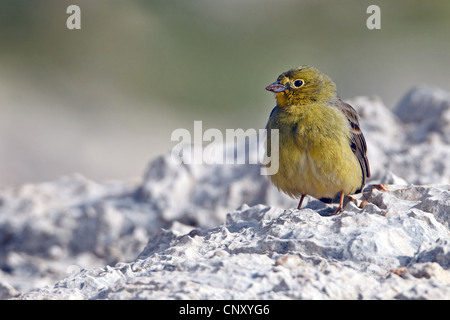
[297,194,305,210]
[331,191,345,216]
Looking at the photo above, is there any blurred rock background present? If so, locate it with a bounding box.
[1,0,450,186]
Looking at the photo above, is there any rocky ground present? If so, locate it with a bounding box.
[1,85,449,299]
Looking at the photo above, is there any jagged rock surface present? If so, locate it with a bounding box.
[1,85,449,299]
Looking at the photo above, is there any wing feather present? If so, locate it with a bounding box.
[336,99,371,192]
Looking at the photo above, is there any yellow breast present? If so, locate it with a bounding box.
[265,103,362,200]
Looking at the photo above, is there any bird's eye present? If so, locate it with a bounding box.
[293,79,304,88]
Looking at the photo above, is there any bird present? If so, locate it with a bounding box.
[264,66,370,215]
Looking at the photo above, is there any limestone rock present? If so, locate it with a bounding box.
[17,184,450,299]
[1,86,450,299]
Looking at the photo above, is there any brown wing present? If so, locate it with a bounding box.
[336,99,371,193]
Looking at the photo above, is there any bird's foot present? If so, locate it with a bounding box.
[330,206,343,216]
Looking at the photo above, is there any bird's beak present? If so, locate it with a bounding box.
[265,81,287,93]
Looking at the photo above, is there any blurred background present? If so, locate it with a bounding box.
[0,0,449,187]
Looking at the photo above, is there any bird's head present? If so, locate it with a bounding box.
[266,66,337,108]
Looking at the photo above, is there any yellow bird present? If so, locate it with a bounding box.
[265,66,370,215]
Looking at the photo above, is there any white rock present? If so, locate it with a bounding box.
[1,86,450,299]
[17,184,450,299]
